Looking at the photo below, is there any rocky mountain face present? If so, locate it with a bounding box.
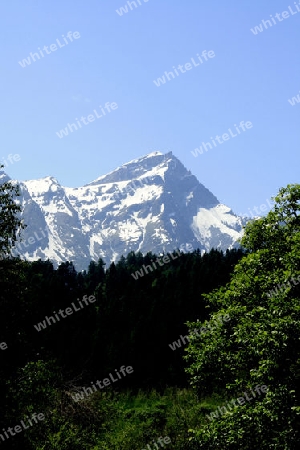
[3,152,246,270]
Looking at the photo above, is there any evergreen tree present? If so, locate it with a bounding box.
[0,165,25,259]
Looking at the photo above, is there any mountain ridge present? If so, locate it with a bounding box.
[1,152,246,270]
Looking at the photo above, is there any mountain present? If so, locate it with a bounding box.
[3,152,246,270]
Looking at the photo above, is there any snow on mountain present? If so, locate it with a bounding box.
[3,151,246,270]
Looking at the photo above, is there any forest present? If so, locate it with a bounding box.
[1,169,300,449]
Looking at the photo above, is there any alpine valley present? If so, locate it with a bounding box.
[3,152,247,270]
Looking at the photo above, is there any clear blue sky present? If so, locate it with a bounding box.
[1,0,299,216]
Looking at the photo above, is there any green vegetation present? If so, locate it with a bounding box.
[185,184,300,448]
[1,170,300,448]
[0,163,25,258]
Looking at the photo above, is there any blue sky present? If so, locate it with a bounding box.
[1,0,299,216]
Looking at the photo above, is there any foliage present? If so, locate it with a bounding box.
[3,179,300,447]
[0,164,25,258]
[0,246,243,449]
[184,184,300,448]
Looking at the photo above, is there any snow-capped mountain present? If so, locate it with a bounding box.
[4,152,246,270]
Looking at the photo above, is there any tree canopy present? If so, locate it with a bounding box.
[185,184,300,449]
[0,164,25,259]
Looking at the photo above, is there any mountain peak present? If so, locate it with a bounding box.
[11,152,244,270]
[87,151,172,186]
[24,176,61,196]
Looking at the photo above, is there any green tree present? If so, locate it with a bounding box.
[0,164,25,259]
[184,184,300,449]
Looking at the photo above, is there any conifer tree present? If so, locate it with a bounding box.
[0,164,25,259]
